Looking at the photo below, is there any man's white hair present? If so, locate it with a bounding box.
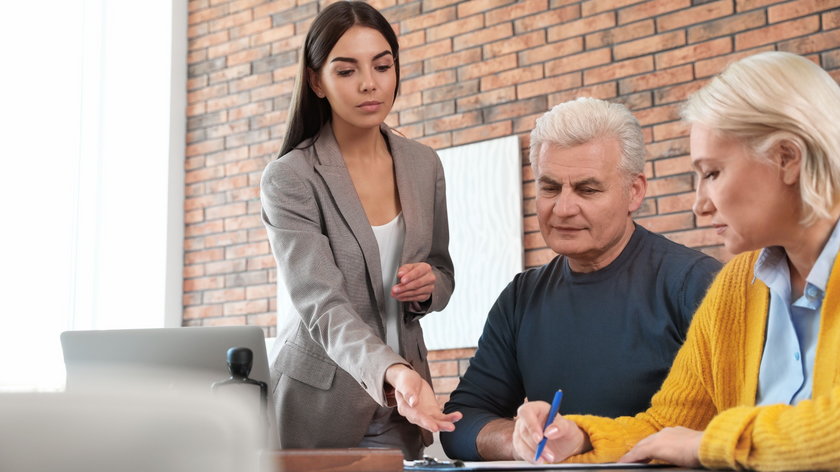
[529,97,645,178]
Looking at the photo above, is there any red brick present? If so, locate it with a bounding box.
[186,220,226,239]
[427,348,477,361]
[514,5,579,33]
[415,133,453,150]
[736,0,782,11]
[687,11,766,44]
[583,56,653,85]
[428,15,484,42]
[634,104,680,127]
[547,12,616,42]
[657,192,696,214]
[586,20,654,50]
[400,101,455,125]
[637,212,695,234]
[225,241,270,260]
[654,154,693,177]
[548,82,617,107]
[203,315,249,327]
[486,0,548,26]
[653,120,690,141]
[657,0,733,32]
[617,0,690,25]
[184,275,225,292]
[225,214,263,231]
[203,288,246,304]
[185,165,225,183]
[694,46,774,78]
[183,305,224,320]
[423,81,480,104]
[185,194,225,211]
[425,48,482,72]
[457,0,516,18]
[245,284,275,299]
[525,248,555,267]
[401,7,456,32]
[206,259,247,276]
[250,23,294,46]
[546,48,612,76]
[401,39,453,64]
[583,0,643,16]
[513,113,543,134]
[769,0,839,22]
[253,0,295,19]
[519,37,583,66]
[735,16,820,50]
[227,45,270,66]
[208,64,252,85]
[524,215,540,232]
[190,5,228,25]
[484,31,546,59]
[454,22,512,51]
[208,9,253,33]
[188,83,228,103]
[205,203,247,221]
[646,137,690,160]
[517,73,582,99]
[484,96,547,122]
[646,174,693,197]
[824,9,840,29]
[619,64,693,95]
[423,111,482,134]
[452,121,513,146]
[429,360,459,377]
[223,300,268,316]
[190,30,230,50]
[614,31,686,61]
[401,70,456,95]
[481,64,543,91]
[457,54,517,81]
[400,31,426,50]
[778,28,840,56]
[232,17,274,40]
[247,255,276,271]
[456,87,517,111]
[654,79,708,105]
[206,91,250,113]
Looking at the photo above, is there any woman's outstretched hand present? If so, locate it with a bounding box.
[385,364,462,432]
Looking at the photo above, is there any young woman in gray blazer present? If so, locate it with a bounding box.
[260,1,460,459]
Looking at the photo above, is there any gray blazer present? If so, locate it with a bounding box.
[260,123,454,449]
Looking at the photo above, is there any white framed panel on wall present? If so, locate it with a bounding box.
[420,135,524,350]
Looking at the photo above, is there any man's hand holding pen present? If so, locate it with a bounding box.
[512,400,591,463]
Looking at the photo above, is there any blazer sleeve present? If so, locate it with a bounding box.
[408,153,455,316]
[260,159,406,407]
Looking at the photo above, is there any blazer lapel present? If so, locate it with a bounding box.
[313,125,385,313]
[384,125,422,268]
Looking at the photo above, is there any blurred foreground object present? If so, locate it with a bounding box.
[0,390,261,472]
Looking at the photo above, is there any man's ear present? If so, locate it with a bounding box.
[774,138,802,186]
[627,173,647,213]
[307,68,324,98]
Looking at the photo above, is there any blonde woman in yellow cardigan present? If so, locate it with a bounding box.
[509,51,840,471]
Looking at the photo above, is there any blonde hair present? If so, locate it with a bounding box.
[529,97,645,179]
[682,51,840,225]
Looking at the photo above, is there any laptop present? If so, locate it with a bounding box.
[60,325,278,447]
[60,326,271,392]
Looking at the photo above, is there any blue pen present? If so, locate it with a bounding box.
[534,389,563,462]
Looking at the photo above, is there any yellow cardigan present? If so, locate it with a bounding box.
[566,250,840,470]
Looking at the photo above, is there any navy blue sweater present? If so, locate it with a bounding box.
[440,225,721,460]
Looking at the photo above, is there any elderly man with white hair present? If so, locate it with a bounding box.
[440,97,721,461]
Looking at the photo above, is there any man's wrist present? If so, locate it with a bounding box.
[476,418,515,460]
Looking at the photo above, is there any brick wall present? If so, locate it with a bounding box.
[184,0,840,404]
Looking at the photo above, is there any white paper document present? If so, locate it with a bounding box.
[405,459,668,470]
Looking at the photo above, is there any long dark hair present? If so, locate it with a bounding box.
[277,1,401,157]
